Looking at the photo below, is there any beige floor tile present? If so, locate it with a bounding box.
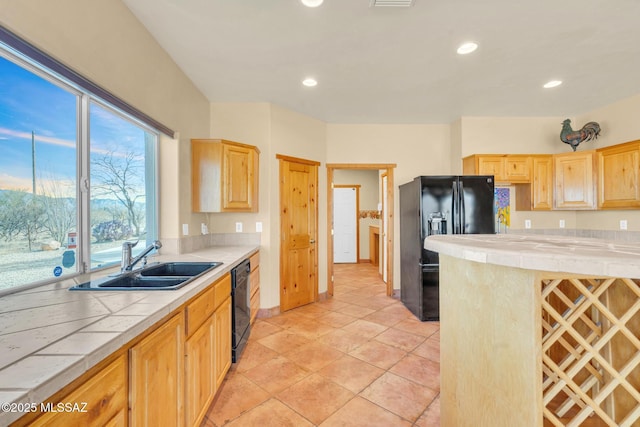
[393,318,440,337]
[341,319,388,339]
[248,319,282,341]
[360,372,438,423]
[316,328,369,353]
[286,341,345,372]
[362,308,409,327]
[375,327,426,352]
[263,311,308,329]
[318,354,385,393]
[243,355,310,394]
[414,394,441,427]
[316,310,358,328]
[413,336,440,363]
[233,341,279,373]
[349,340,406,370]
[257,330,312,354]
[276,373,354,425]
[334,303,376,318]
[319,396,412,427]
[390,353,440,391]
[225,398,314,427]
[286,318,336,340]
[207,372,270,426]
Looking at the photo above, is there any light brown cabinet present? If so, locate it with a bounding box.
[597,140,640,209]
[185,315,215,427]
[130,313,184,427]
[516,155,553,211]
[27,354,127,427]
[553,150,597,210]
[191,139,259,212]
[214,295,232,389]
[463,154,531,183]
[249,251,260,325]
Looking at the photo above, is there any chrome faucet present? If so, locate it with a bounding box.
[121,240,162,272]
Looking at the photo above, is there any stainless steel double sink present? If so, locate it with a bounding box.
[69,261,223,291]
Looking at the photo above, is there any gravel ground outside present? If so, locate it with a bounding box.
[0,239,126,291]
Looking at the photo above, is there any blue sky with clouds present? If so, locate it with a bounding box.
[0,55,148,192]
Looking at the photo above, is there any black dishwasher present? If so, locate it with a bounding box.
[231,259,251,362]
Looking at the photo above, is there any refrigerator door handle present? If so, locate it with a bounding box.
[452,181,459,234]
[459,180,466,234]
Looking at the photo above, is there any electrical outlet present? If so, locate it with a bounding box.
[235,222,243,232]
[256,221,263,232]
[559,219,565,229]
[182,224,189,236]
[525,219,532,229]
[620,219,628,230]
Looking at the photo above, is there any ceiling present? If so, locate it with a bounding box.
[122,0,640,124]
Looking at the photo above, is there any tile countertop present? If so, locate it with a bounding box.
[0,245,258,426]
[425,234,640,278]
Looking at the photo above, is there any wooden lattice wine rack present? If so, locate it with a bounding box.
[541,277,640,426]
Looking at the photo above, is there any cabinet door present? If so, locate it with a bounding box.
[477,156,506,181]
[554,151,596,209]
[531,156,553,210]
[214,297,232,389]
[598,142,640,208]
[504,156,531,183]
[130,313,184,427]
[30,354,127,427]
[222,144,255,211]
[185,316,215,427]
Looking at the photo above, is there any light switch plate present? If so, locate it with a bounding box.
[525,219,532,229]
[256,221,263,232]
[559,219,565,229]
[182,224,189,236]
[235,222,243,232]
[620,219,628,230]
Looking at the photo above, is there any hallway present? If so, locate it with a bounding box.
[202,263,441,426]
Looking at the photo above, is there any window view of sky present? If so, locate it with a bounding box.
[0,56,77,191]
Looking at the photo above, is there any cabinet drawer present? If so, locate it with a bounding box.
[250,288,260,324]
[214,274,231,310]
[249,251,260,271]
[30,354,127,427]
[186,286,215,337]
[250,267,260,297]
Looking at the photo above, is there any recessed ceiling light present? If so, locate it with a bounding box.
[302,78,318,87]
[301,0,324,7]
[543,80,562,89]
[457,42,478,55]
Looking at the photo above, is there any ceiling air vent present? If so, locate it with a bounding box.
[370,0,415,6]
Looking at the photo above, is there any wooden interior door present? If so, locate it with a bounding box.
[278,155,319,312]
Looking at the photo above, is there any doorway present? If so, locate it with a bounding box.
[333,185,359,263]
[326,163,396,297]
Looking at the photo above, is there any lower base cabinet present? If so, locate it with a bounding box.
[215,296,232,389]
[185,316,215,426]
[130,312,185,427]
[13,271,237,427]
[28,354,127,427]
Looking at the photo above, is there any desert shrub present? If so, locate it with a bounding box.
[92,220,132,242]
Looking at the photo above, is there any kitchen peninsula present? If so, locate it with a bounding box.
[425,234,640,427]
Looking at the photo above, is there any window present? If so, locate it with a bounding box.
[0,40,161,293]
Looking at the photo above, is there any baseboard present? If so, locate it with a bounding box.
[256,306,280,319]
[358,259,372,263]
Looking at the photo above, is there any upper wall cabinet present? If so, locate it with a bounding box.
[191,139,260,212]
[553,150,597,210]
[597,140,640,209]
[463,154,531,184]
[516,155,553,211]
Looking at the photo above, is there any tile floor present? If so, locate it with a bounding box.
[201,263,441,426]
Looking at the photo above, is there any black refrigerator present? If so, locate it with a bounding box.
[399,176,495,321]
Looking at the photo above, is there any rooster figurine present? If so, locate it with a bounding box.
[560,119,601,151]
